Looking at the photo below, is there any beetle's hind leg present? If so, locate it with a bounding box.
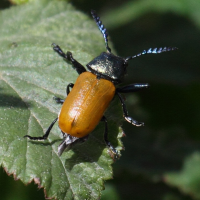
[58,133,89,156]
[24,117,58,140]
[101,116,119,159]
[52,43,86,75]
[116,92,144,126]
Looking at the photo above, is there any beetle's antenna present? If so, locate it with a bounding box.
[124,47,178,64]
[91,10,111,53]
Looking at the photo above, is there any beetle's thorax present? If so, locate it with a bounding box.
[86,52,126,84]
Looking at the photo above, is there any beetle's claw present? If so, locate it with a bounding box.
[125,116,144,127]
[24,135,31,139]
[108,146,120,160]
[53,96,64,104]
[51,43,56,47]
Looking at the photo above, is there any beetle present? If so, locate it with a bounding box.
[24,10,177,157]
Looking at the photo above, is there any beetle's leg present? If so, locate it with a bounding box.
[101,116,119,158]
[66,83,74,95]
[53,83,74,104]
[53,97,64,104]
[66,51,87,74]
[58,134,89,156]
[52,43,86,75]
[24,117,58,140]
[117,83,149,93]
[116,92,144,126]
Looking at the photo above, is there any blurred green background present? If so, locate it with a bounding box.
[0,0,200,199]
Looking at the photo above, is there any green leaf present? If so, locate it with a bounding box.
[9,0,69,5]
[101,183,120,200]
[164,153,200,199]
[0,1,123,199]
[9,0,34,5]
[103,0,200,29]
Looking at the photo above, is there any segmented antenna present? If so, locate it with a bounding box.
[125,47,178,64]
[91,10,111,53]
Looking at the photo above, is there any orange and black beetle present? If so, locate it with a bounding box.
[24,10,177,157]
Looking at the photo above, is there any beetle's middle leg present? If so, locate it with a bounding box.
[53,97,64,104]
[54,83,75,104]
[116,92,144,126]
[66,83,74,95]
[52,43,86,75]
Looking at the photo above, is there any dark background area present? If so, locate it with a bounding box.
[1,0,200,199]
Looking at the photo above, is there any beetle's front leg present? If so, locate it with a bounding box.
[52,43,86,75]
[116,92,144,126]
